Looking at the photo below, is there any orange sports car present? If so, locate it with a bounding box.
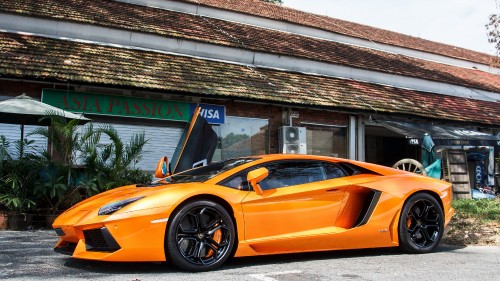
[53,153,454,272]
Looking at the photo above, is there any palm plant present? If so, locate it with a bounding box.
[79,124,150,192]
[28,112,85,214]
[29,111,83,186]
[26,115,150,210]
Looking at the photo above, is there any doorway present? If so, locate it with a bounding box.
[365,125,419,167]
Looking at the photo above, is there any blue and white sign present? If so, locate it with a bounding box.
[190,103,225,124]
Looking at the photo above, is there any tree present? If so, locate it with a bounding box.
[486,1,500,65]
[221,132,249,148]
[261,0,283,4]
[486,14,499,53]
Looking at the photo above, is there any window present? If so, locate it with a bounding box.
[219,172,248,190]
[338,162,379,176]
[220,160,356,191]
[212,116,269,162]
[305,124,347,158]
[323,162,347,179]
[259,161,325,190]
[167,157,257,184]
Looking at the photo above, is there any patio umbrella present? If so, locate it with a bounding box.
[0,93,90,157]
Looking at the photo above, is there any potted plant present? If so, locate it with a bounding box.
[0,137,38,230]
[0,204,8,230]
[30,113,84,226]
[33,164,83,226]
[0,158,37,230]
[0,135,10,229]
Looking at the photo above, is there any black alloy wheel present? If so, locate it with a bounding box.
[166,200,235,272]
[398,193,444,253]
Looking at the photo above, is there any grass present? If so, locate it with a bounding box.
[452,198,500,222]
[442,198,500,246]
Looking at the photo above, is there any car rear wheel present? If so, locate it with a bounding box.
[166,200,235,272]
[398,193,444,253]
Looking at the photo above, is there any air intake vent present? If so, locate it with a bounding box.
[83,227,121,252]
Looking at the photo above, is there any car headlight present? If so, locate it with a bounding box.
[98,196,145,216]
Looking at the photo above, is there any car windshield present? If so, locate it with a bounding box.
[166,157,258,183]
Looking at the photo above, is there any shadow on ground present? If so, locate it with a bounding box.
[61,244,466,274]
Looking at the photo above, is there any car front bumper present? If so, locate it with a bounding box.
[53,208,171,262]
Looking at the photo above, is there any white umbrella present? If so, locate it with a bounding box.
[0,93,90,156]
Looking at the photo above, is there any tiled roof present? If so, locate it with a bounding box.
[1,32,498,126]
[1,0,500,94]
[179,0,493,65]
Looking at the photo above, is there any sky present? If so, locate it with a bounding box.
[284,0,497,55]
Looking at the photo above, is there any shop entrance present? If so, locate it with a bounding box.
[365,125,419,167]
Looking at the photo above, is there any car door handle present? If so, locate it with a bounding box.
[326,188,340,192]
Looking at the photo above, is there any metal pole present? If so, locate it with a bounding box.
[20,123,24,158]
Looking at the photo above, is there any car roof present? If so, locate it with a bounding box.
[251,154,342,162]
[234,154,407,177]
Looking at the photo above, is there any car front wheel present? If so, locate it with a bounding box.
[166,200,235,272]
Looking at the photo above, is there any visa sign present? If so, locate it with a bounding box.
[190,104,225,124]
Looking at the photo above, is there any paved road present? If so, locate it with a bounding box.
[0,230,499,281]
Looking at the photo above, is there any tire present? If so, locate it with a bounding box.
[166,200,235,272]
[398,193,444,253]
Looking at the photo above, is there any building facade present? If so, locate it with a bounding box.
[0,0,499,189]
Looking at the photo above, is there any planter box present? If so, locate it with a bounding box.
[8,214,32,230]
[0,213,8,230]
[45,214,59,228]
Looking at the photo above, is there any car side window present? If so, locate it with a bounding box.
[219,160,343,191]
[219,172,248,190]
[260,161,325,190]
[323,162,347,179]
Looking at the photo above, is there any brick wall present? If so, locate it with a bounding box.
[0,80,45,99]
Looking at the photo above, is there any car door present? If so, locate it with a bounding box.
[240,160,349,253]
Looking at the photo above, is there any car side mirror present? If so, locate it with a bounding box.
[247,167,268,195]
[155,156,170,178]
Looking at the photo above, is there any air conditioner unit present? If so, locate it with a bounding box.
[279,126,307,154]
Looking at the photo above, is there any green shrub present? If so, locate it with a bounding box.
[0,138,40,213]
[1,116,152,213]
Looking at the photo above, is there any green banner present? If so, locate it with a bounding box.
[41,89,190,122]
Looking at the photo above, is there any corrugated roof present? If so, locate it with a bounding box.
[179,0,493,65]
[1,32,498,126]
[1,0,499,94]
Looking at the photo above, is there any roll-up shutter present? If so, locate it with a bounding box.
[0,124,47,159]
[87,122,182,171]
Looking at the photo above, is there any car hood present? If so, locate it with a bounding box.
[58,183,182,219]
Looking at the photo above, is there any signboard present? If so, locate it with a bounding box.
[42,89,191,122]
[408,138,420,145]
[42,89,227,124]
[189,103,225,125]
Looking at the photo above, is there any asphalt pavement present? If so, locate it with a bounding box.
[0,230,499,281]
